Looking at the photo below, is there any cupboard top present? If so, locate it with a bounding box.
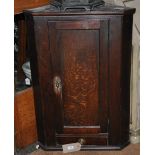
[24,1,135,16]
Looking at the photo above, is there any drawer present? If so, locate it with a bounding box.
[56,134,108,145]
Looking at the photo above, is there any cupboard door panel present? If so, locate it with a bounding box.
[48,20,109,137]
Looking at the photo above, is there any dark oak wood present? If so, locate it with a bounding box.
[108,16,122,145]
[56,134,108,145]
[24,2,135,150]
[120,14,133,145]
[37,141,130,151]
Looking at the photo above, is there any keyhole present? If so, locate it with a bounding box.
[56,82,60,88]
[53,76,62,95]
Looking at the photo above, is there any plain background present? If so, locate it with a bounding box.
[0,0,154,154]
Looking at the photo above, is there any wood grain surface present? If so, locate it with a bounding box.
[62,30,99,126]
[15,87,38,148]
[14,0,50,14]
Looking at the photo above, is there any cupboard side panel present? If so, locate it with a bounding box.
[99,20,109,133]
[25,14,45,145]
[108,16,122,145]
[120,14,133,145]
[32,17,56,146]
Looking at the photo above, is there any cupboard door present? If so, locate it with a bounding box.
[48,20,109,145]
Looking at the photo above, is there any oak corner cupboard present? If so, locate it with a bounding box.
[24,0,135,150]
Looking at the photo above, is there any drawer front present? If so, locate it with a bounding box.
[56,134,108,145]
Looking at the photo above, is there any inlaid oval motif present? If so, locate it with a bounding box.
[53,76,62,95]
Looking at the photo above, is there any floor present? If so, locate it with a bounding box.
[29,144,140,155]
